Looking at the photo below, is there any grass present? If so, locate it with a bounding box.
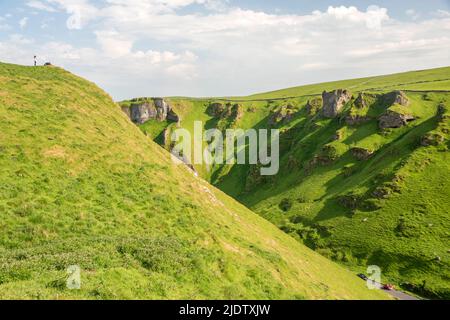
[132,66,450,299]
[0,62,390,300]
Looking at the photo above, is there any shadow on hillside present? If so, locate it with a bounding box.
[312,116,439,222]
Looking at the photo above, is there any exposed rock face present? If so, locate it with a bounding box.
[351,147,374,161]
[207,102,243,130]
[207,102,243,121]
[377,91,415,129]
[207,102,226,117]
[354,92,368,109]
[306,146,337,171]
[322,89,352,118]
[332,130,343,141]
[383,90,410,106]
[130,103,156,124]
[379,110,415,129]
[345,115,371,126]
[122,98,179,125]
[305,98,322,116]
[121,106,131,118]
[268,104,297,126]
[421,133,445,147]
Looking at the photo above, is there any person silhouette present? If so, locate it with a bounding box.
[34,55,37,66]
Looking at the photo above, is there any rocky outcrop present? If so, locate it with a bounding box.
[129,103,155,124]
[305,98,322,116]
[379,110,415,129]
[354,92,368,109]
[351,147,374,161]
[208,102,243,121]
[122,98,179,125]
[322,89,352,118]
[207,102,226,117]
[268,104,297,126]
[345,115,371,126]
[332,130,343,141]
[383,90,410,107]
[377,91,415,129]
[207,102,243,130]
[421,133,445,147]
[306,145,338,171]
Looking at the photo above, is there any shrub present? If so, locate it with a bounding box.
[279,198,293,212]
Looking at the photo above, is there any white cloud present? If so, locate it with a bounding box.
[435,9,450,18]
[0,18,10,31]
[19,17,29,29]
[95,30,134,58]
[299,63,328,71]
[9,34,34,45]
[41,0,99,29]
[4,4,450,99]
[406,8,420,20]
[27,0,57,12]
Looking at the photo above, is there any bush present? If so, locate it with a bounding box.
[279,198,293,212]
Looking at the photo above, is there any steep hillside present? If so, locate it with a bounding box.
[0,62,389,300]
[123,66,450,299]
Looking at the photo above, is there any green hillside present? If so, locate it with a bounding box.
[123,66,450,299]
[0,62,390,300]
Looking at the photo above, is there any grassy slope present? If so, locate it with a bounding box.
[127,66,450,298]
[0,62,389,300]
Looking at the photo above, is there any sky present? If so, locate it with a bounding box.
[1,0,450,100]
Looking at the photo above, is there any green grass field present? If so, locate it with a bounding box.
[0,62,392,300]
[125,66,450,299]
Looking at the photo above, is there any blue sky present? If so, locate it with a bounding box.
[1,0,450,100]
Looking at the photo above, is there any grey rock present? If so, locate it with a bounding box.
[354,92,368,109]
[383,90,410,106]
[421,133,445,147]
[379,110,415,129]
[268,104,296,126]
[332,130,343,141]
[345,115,371,126]
[122,98,180,125]
[351,147,374,161]
[305,98,322,116]
[322,89,352,118]
[121,106,131,118]
[207,102,226,117]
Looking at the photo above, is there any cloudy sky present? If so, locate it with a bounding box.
[1,0,450,100]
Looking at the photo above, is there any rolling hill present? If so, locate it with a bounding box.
[0,62,389,300]
[121,66,450,299]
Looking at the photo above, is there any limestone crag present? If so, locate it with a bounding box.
[122,98,180,125]
[322,89,352,118]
